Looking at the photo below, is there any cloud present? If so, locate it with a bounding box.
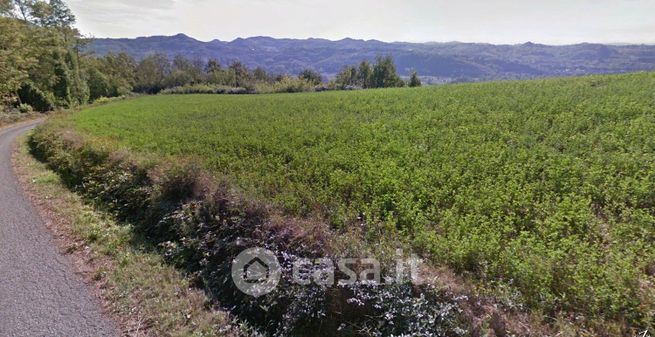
[66,0,655,44]
[68,0,177,37]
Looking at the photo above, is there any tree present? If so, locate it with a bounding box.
[65,48,89,105]
[1,0,124,109]
[0,17,34,104]
[228,60,250,87]
[46,0,74,28]
[11,0,35,22]
[409,71,421,87]
[205,58,221,73]
[0,0,13,16]
[51,51,72,105]
[166,55,202,87]
[357,60,373,88]
[23,0,74,28]
[335,65,357,89]
[299,68,322,86]
[83,52,136,101]
[135,54,170,94]
[103,52,136,94]
[85,61,111,100]
[372,56,403,88]
[253,66,270,82]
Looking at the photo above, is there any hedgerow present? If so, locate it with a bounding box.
[160,84,253,95]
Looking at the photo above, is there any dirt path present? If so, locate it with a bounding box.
[0,121,118,337]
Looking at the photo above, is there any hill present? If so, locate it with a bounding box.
[89,34,655,83]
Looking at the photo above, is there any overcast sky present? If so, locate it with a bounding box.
[66,0,655,45]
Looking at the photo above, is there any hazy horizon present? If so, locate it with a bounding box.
[91,32,655,47]
[67,0,655,45]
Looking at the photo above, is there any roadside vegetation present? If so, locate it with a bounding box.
[14,135,254,337]
[30,72,655,335]
[0,110,43,128]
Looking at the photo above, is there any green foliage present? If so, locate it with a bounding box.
[252,66,270,82]
[166,55,203,88]
[372,56,404,88]
[134,54,171,94]
[84,52,136,101]
[1,1,88,109]
[160,84,250,95]
[298,68,322,85]
[335,57,408,89]
[17,102,32,113]
[85,65,111,101]
[0,0,12,16]
[51,51,72,105]
[28,0,75,28]
[335,65,358,89]
[65,49,89,106]
[0,17,34,104]
[358,61,373,88]
[68,73,655,328]
[255,75,315,93]
[17,81,54,111]
[409,71,421,87]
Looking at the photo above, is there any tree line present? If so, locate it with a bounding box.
[1,0,421,113]
[335,57,421,89]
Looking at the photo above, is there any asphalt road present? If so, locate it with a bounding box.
[0,121,118,337]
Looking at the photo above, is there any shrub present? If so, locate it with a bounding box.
[160,84,251,95]
[257,76,315,93]
[18,103,33,113]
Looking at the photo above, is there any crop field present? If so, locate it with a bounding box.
[68,72,655,326]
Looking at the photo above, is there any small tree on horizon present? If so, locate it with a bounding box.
[409,71,421,87]
[372,56,403,88]
[357,60,373,88]
[298,68,322,85]
[335,65,357,89]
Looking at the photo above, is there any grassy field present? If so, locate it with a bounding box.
[67,73,655,328]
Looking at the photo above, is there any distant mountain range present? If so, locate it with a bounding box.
[88,34,655,83]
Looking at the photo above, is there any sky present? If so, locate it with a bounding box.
[66,0,655,45]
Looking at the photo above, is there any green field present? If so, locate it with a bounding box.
[69,73,655,325]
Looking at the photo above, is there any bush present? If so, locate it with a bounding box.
[160,84,252,95]
[256,76,315,94]
[93,97,111,104]
[18,103,33,113]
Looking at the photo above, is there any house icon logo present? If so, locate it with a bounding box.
[231,247,281,297]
